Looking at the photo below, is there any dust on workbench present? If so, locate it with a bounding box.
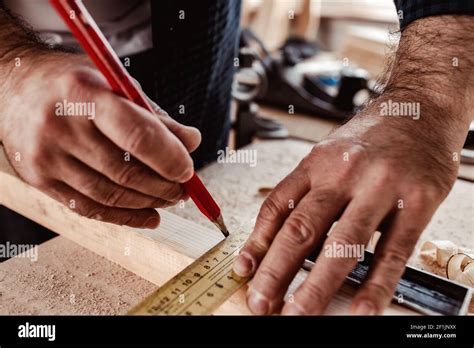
[0,237,155,314]
[167,140,313,232]
[168,139,473,254]
[0,139,472,314]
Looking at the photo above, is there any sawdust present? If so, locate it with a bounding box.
[0,237,155,314]
[1,139,472,314]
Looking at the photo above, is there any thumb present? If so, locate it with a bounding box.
[133,79,202,153]
[157,115,202,153]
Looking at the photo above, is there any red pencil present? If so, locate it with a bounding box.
[50,0,229,237]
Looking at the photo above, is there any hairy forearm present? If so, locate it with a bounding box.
[386,15,474,117]
[0,6,53,141]
[359,15,473,154]
[0,6,51,77]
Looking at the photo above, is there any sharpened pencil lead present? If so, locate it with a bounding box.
[213,214,229,238]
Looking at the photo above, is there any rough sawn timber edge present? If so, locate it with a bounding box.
[0,146,251,315]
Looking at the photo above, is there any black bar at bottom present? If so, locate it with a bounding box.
[0,315,472,346]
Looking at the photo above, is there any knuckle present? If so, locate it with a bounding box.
[28,147,46,171]
[338,144,369,178]
[103,187,127,207]
[310,139,336,156]
[406,185,440,210]
[298,281,327,306]
[403,225,422,240]
[80,174,102,195]
[311,189,338,208]
[245,236,270,256]
[152,198,170,208]
[255,266,281,287]
[348,214,373,237]
[377,249,410,271]
[371,165,393,191]
[60,69,88,93]
[25,154,50,187]
[407,189,427,208]
[328,233,361,250]
[124,124,150,155]
[259,195,286,223]
[26,172,50,190]
[364,281,393,301]
[283,212,318,247]
[119,213,136,227]
[160,183,181,202]
[81,206,106,221]
[115,163,144,187]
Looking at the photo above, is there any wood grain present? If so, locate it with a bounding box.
[1,138,472,315]
[0,144,251,314]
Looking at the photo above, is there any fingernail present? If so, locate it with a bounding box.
[352,301,376,315]
[283,304,304,315]
[144,217,159,229]
[233,252,255,277]
[247,289,269,315]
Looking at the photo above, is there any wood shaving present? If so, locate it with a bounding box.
[446,253,474,288]
[257,186,274,196]
[420,240,474,289]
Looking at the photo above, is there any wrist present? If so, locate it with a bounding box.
[0,48,54,141]
[0,50,91,142]
[383,78,471,126]
[354,90,470,155]
[354,15,474,153]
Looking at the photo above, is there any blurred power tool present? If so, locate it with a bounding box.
[232,29,374,148]
[232,30,289,149]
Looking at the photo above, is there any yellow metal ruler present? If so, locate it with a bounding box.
[128,230,249,315]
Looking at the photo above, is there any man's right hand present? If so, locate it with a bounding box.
[0,53,201,229]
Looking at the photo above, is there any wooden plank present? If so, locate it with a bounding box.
[0,144,251,314]
[0,235,415,315]
[1,140,317,314]
[319,0,398,23]
[1,139,472,314]
[0,236,156,315]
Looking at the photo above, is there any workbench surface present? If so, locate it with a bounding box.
[0,110,472,315]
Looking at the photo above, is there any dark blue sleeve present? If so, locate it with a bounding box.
[395,0,474,29]
[151,0,241,168]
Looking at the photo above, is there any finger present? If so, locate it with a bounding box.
[247,189,346,315]
[56,155,171,209]
[350,200,434,315]
[66,126,184,202]
[282,190,395,315]
[233,167,311,278]
[92,94,194,182]
[157,115,202,153]
[131,77,167,115]
[131,79,201,153]
[46,180,160,228]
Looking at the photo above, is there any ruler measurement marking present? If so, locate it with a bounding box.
[138,231,248,315]
[158,240,238,309]
[177,267,242,315]
[207,241,245,280]
[151,264,216,313]
[144,257,222,313]
[208,257,238,282]
[171,246,242,314]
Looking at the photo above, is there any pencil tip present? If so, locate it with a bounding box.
[213,214,230,238]
[220,227,230,238]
